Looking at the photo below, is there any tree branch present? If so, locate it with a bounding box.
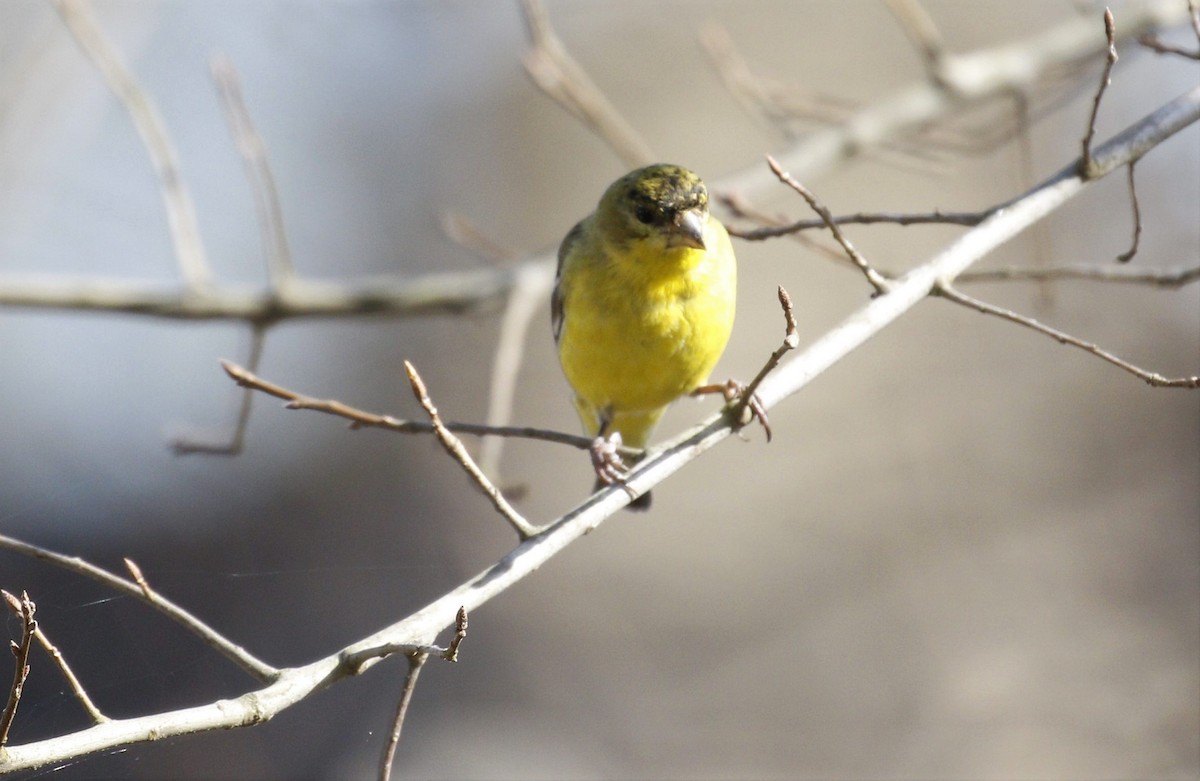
[51,0,211,290]
[0,536,278,684]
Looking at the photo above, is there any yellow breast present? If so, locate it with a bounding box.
[557,216,736,441]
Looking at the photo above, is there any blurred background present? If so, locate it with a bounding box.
[1,1,1197,778]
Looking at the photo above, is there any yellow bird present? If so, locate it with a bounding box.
[552,164,738,510]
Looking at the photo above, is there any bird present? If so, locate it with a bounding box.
[552,164,742,510]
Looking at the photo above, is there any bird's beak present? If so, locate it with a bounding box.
[671,209,707,250]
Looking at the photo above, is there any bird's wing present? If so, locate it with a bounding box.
[552,219,586,344]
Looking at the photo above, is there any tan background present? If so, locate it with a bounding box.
[0,1,1197,778]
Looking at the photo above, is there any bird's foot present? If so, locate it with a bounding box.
[590,431,628,486]
[692,379,772,442]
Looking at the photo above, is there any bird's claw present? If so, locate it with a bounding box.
[693,379,772,442]
[590,432,628,486]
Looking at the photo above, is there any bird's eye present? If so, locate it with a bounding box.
[634,206,656,225]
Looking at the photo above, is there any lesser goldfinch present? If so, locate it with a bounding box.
[552,165,737,510]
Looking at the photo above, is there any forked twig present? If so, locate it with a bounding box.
[733,286,801,435]
[765,155,892,295]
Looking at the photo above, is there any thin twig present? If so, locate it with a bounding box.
[211,55,295,288]
[28,624,108,725]
[1116,161,1142,263]
[404,361,542,539]
[1137,33,1200,57]
[173,326,266,455]
[377,652,428,781]
[727,207,992,240]
[0,536,278,683]
[765,155,892,295]
[0,591,36,747]
[935,282,1199,387]
[731,286,801,434]
[519,0,655,167]
[1081,8,1119,178]
[220,360,623,454]
[51,0,211,290]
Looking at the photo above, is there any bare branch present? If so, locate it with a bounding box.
[404,362,541,539]
[478,263,555,483]
[172,326,266,455]
[378,653,429,781]
[1138,0,1200,58]
[0,591,36,747]
[0,269,520,322]
[0,536,278,683]
[211,55,295,287]
[727,208,991,240]
[719,1,1189,196]
[519,0,655,167]
[220,360,616,453]
[724,285,801,438]
[883,0,947,74]
[27,624,107,725]
[960,262,1199,287]
[51,0,211,289]
[1081,8,1119,178]
[1116,161,1143,262]
[935,283,1198,387]
[765,155,893,295]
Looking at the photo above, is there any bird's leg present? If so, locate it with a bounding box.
[691,379,772,442]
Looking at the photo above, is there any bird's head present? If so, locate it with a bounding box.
[597,164,710,251]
